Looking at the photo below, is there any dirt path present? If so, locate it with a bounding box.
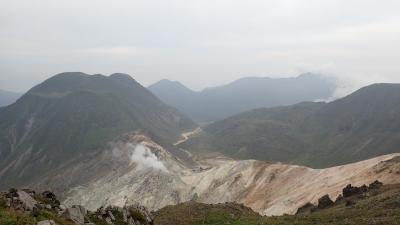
[174,127,201,146]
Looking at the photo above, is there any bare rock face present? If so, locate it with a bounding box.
[37,220,57,225]
[61,205,87,225]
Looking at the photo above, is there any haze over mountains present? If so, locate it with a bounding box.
[149,73,336,122]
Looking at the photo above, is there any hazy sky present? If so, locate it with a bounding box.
[1,0,400,94]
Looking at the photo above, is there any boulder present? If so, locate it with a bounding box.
[17,191,38,211]
[37,220,56,225]
[61,205,87,225]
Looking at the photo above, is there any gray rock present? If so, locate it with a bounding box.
[105,217,113,225]
[108,210,115,221]
[37,220,56,225]
[122,208,128,222]
[61,205,87,225]
[17,191,38,211]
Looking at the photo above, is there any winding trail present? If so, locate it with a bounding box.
[174,127,201,146]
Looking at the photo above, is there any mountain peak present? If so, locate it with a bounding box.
[148,79,195,96]
[150,79,190,89]
[109,73,135,81]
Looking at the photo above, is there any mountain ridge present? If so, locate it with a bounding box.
[148,73,336,122]
[179,82,400,168]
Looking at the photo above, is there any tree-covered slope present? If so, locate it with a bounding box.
[0,72,196,189]
[180,83,400,168]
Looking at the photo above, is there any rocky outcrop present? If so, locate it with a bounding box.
[3,188,39,212]
[0,188,154,225]
[369,180,383,189]
[295,202,315,214]
[296,181,386,214]
[94,205,153,225]
[342,184,368,198]
[317,195,334,209]
[42,191,61,209]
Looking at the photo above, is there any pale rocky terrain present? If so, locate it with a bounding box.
[63,133,400,216]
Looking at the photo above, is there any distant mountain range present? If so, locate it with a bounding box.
[180,83,400,168]
[0,89,22,107]
[148,73,336,122]
[0,72,196,190]
[1,71,400,219]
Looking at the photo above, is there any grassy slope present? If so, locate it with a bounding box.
[154,184,400,225]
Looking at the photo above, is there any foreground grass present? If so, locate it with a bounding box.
[0,208,75,225]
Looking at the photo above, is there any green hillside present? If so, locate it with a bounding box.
[0,72,196,190]
[180,83,400,168]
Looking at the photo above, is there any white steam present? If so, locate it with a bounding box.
[129,144,168,172]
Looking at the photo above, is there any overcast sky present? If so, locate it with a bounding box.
[1,0,400,94]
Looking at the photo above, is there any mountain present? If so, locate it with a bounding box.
[1,74,399,220]
[148,73,336,122]
[179,83,400,168]
[0,72,197,190]
[0,89,22,107]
